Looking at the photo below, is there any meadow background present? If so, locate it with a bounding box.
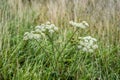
[0,0,120,80]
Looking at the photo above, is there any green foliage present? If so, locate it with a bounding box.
[0,0,120,80]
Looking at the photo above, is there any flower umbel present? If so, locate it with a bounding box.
[77,36,98,53]
[69,21,89,29]
[23,21,58,40]
[35,22,58,34]
[23,31,41,41]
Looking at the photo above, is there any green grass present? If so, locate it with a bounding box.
[0,0,120,80]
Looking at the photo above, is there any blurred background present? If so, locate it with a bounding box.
[0,0,120,50]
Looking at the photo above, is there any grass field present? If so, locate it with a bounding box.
[0,0,120,80]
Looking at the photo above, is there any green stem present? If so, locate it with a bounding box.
[46,33,54,53]
[35,40,48,54]
[57,29,78,60]
[46,33,57,70]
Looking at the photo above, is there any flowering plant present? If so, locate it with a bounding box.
[22,21,99,79]
[23,21,98,54]
[23,21,58,41]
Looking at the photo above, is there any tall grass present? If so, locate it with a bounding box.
[0,0,120,80]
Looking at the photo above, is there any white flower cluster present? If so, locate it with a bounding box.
[77,36,98,53]
[69,21,89,29]
[35,21,58,34]
[23,31,41,41]
[23,21,58,41]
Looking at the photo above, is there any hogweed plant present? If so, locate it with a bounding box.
[23,20,98,58]
[23,21,98,79]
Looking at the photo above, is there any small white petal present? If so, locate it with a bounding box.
[92,38,97,42]
[49,29,54,33]
[28,33,34,39]
[33,34,41,40]
[24,32,29,36]
[82,21,89,27]
[78,45,82,49]
[92,45,98,49]
[78,23,86,28]
[82,47,88,52]
[88,49,94,53]
[35,26,41,29]
[23,36,29,40]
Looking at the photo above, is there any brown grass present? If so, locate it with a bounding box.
[0,0,120,50]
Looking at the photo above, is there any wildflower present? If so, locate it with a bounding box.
[49,29,54,33]
[77,36,98,53]
[82,47,88,52]
[35,25,46,32]
[35,22,58,34]
[23,32,41,41]
[54,27,58,31]
[78,45,82,49]
[23,32,33,40]
[88,49,94,53]
[92,44,98,49]
[23,21,58,40]
[82,21,89,27]
[23,34,29,40]
[77,23,86,29]
[35,29,41,33]
[32,34,41,40]
[69,21,89,29]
